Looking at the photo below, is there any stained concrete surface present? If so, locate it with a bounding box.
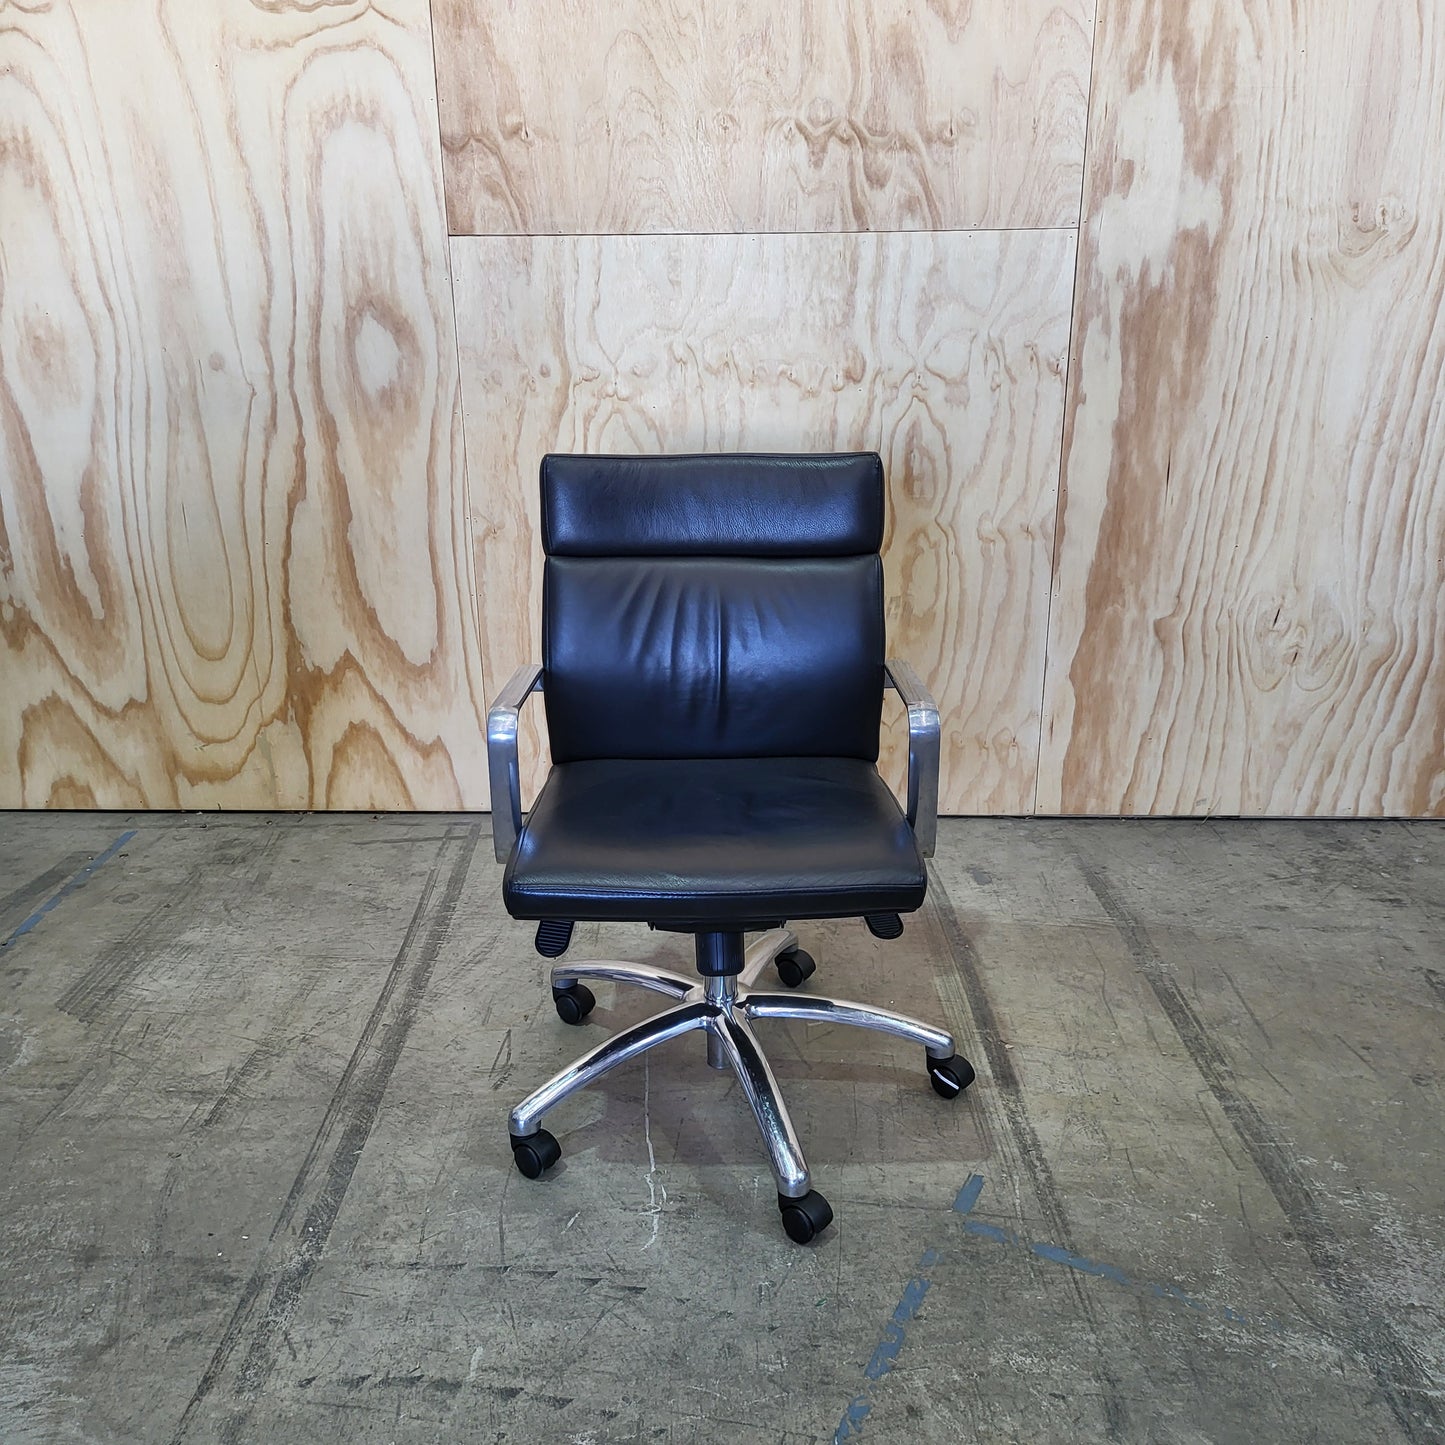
[0,812,1441,1444]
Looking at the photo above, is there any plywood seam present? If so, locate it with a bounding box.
[423,0,489,805]
[444,225,1084,240]
[1031,1,1102,817]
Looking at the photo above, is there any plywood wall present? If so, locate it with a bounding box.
[1039,1,1445,816]
[3,1,1442,816]
[451,231,1074,812]
[441,0,1094,815]
[433,0,1093,234]
[0,0,486,809]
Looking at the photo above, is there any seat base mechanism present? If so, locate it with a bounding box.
[507,929,975,1242]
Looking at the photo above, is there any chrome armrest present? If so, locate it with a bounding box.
[885,658,940,859]
[487,662,544,863]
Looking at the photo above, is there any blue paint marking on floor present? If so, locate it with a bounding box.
[1,830,137,949]
[862,1250,939,1381]
[833,1167,1286,1440]
[1030,1239,1133,1285]
[832,1174,987,1442]
[952,1174,985,1214]
[957,1211,1282,1332]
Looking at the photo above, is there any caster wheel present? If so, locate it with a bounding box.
[779,1189,833,1243]
[510,1128,561,1179]
[552,982,595,1025]
[776,948,816,988]
[927,1054,976,1099]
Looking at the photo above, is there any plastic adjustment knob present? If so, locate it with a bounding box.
[775,948,817,988]
[510,1128,561,1179]
[926,1054,977,1099]
[778,1189,834,1244]
[534,919,574,957]
[865,912,904,940]
[552,982,596,1025]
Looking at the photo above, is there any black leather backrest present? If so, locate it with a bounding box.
[541,454,886,763]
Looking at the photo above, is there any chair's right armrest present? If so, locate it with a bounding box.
[885,658,940,859]
[487,662,544,863]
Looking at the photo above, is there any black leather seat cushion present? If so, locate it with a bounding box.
[504,757,926,925]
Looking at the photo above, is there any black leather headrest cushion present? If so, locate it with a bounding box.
[541,453,884,557]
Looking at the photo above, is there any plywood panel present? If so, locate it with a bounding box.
[0,0,486,808]
[434,0,1093,236]
[1038,2,1445,817]
[452,230,1075,814]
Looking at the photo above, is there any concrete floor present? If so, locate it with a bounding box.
[0,813,1441,1444]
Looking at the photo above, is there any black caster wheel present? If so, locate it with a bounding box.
[779,1189,833,1244]
[510,1128,561,1179]
[927,1053,976,1099]
[775,948,816,988]
[552,982,595,1025]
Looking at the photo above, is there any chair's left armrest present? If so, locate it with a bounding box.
[487,662,544,864]
[885,658,940,859]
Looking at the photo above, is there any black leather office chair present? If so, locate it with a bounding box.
[488,453,976,1242]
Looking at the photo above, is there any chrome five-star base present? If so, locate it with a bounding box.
[507,928,976,1242]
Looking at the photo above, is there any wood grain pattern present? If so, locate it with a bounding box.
[1038,1,1445,816]
[434,0,1093,236]
[0,0,486,808]
[451,230,1075,813]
